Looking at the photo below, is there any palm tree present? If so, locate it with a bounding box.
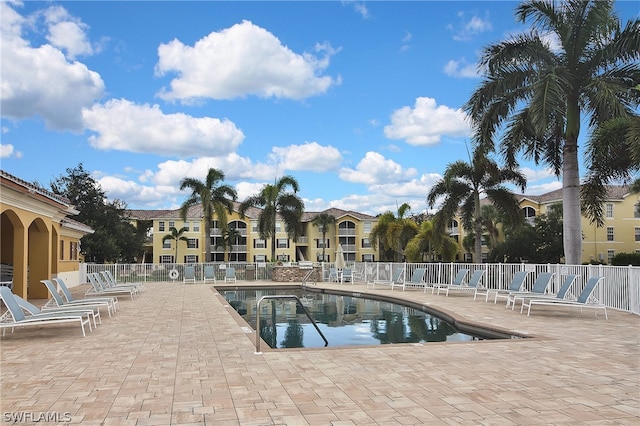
[311,212,335,262]
[427,148,526,263]
[180,168,237,262]
[404,219,458,262]
[162,226,189,263]
[464,0,640,264]
[238,175,304,261]
[369,203,418,262]
[216,227,241,263]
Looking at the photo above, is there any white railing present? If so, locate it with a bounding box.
[81,261,640,315]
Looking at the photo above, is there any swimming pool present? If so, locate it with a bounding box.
[219,288,499,349]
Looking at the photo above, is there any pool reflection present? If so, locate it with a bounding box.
[222,289,483,349]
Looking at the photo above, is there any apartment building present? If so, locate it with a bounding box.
[449,185,639,264]
[136,204,379,264]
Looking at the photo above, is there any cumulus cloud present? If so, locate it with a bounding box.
[270,142,342,172]
[82,99,245,157]
[98,175,178,208]
[0,3,104,130]
[339,152,417,185]
[155,20,339,102]
[42,5,95,59]
[384,97,471,146]
[0,144,23,159]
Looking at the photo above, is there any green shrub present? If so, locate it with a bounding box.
[611,252,640,266]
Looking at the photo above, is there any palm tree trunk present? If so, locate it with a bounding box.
[474,193,482,262]
[563,143,582,264]
[204,222,211,262]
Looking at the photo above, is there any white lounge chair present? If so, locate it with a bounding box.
[394,268,426,291]
[428,269,469,294]
[96,272,140,296]
[225,267,236,283]
[516,274,579,312]
[15,292,100,330]
[0,286,91,337]
[477,270,530,303]
[53,277,119,313]
[522,276,607,319]
[87,273,136,300]
[41,279,114,318]
[439,269,485,297]
[104,270,144,292]
[367,268,404,289]
[328,268,339,282]
[203,265,216,283]
[505,272,555,309]
[183,265,196,284]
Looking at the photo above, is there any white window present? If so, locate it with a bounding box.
[163,240,171,249]
[254,255,267,262]
[185,255,198,263]
[607,227,614,242]
[363,221,372,233]
[193,222,200,232]
[187,238,198,249]
[275,221,282,232]
[183,222,190,231]
[605,203,613,218]
[316,239,329,248]
[169,221,175,229]
[636,227,640,242]
[607,249,615,263]
[160,255,173,264]
[362,254,374,262]
[361,238,371,248]
[251,221,259,232]
[254,239,266,249]
[158,221,165,232]
[277,238,288,249]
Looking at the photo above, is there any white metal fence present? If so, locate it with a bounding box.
[83,261,640,315]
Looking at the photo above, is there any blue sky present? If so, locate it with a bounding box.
[2,1,638,216]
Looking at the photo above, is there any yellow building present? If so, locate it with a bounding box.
[0,170,93,299]
[452,185,639,264]
[143,204,378,264]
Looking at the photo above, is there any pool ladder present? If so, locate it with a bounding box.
[301,268,316,286]
[255,295,328,353]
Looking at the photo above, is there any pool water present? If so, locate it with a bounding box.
[220,288,486,349]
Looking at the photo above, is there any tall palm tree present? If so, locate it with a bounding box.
[427,148,526,262]
[369,203,418,262]
[464,0,640,264]
[162,226,189,263]
[180,168,237,262]
[238,175,304,261]
[311,212,335,262]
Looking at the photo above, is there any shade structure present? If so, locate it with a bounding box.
[335,244,346,270]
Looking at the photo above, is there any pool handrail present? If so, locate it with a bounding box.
[255,295,328,353]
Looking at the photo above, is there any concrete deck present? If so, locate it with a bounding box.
[1,281,638,425]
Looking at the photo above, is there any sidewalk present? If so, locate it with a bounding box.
[1,281,638,425]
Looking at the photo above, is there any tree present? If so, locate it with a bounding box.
[179,168,237,262]
[464,0,640,264]
[404,220,458,262]
[216,226,241,263]
[162,226,189,263]
[427,148,526,263]
[238,175,305,261]
[311,212,336,262]
[51,163,142,263]
[369,203,418,262]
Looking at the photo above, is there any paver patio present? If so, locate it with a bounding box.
[1,281,638,425]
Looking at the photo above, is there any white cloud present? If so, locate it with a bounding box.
[339,152,417,185]
[443,58,480,78]
[155,20,338,102]
[0,3,104,130]
[0,144,23,159]
[525,180,562,195]
[450,11,493,42]
[384,97,471,146]
[43,5,94,59]
[270,142,342,172]
[82,99,245,157]
[98,175,178,208]
[521,167,556,182]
